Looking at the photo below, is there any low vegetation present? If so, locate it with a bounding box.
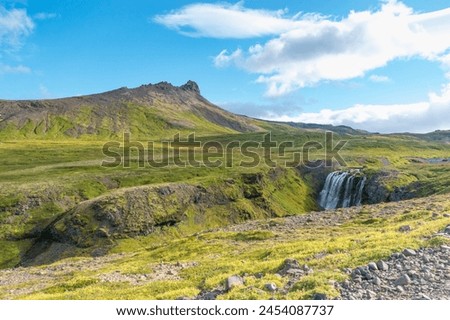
[0,82,449,299]
[0,193,448,299]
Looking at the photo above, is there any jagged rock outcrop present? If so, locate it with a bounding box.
[180,80,200,94]
[295,165,333,199]
[364,171,418,204]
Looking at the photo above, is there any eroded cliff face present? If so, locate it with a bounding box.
[8,165,441,267]
[363,171,419,204]
[20,167,317,266]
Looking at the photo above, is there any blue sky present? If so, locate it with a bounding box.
[1,0,450,133]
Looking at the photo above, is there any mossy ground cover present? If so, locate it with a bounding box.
[0,129,449,298]
[0,194,448,300]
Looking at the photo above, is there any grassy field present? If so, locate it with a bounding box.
[0,128,449,299]
[0,193,449,300]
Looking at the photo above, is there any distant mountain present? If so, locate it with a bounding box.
[0,80,262,139]
[279,122,449,139]
[281,121,371,135]
[406,130,450,143]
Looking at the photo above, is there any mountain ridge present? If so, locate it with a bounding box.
[1,80,449,140]
[0,80,262,139]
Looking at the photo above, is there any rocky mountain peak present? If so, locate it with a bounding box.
[153,81,175,91]
[180,80,200,94]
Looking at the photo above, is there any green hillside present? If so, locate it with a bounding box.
[0,82,449,300]
[0,81,261,140]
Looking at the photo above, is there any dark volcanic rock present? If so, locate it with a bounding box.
[444,225,450,235]
[277,258,302,276]
[364,172,391,204]
[363,171,418,204]
[402,249,416,257]
[376,260,389,271]
[399,225,411,232]
[312,293,327,300]
[180,80,200,94]
[264,283,277,292]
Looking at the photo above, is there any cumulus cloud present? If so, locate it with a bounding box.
[158,1,450,97]
[438,53,450,79]
[265,84,450,133]
[0,5,34,50]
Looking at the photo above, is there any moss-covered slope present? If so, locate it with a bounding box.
[19,167,316,266]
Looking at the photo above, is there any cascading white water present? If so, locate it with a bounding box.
[319,171,366,210]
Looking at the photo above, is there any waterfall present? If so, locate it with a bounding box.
[319,171,366,210]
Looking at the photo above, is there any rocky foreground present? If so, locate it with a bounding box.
[197,225,450,300]
[336,244,450,300]
[1,194,449,300]
[197,243,450,300]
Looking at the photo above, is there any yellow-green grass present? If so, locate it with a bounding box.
[1,132,449,258]
[2,196,448,300]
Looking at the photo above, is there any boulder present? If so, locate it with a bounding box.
[403,249,417,257]
[277,258,303,276]
[372,276,381,286]
[225,275,244,291]
[357,266,373,280]
[312,293,327,300]
[376,260,389,271]
[394,274,411,286]
[444,226,450,235]
[368,262,378,270]
[399,225,411,232]
[264,283,277,292]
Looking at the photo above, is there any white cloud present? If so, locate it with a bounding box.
[34,12,58,21]
[154,2,304,38]
[160,1,450,97]
[369,75,391,83]
[214,49,243,67]
[265,83,450,133]
[0,63,31,74]
[438,53,450,79]
[157,1,450,132]
[0,5,34,50]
